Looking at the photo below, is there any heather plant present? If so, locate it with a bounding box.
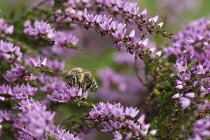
[0,0,209,140]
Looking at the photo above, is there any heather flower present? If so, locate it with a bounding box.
[0,18,14,34]
[174,59,188,73]
[88,102,156,139]
[180,97,191,109]
[164,18,210,62]
[83,8,97,23]
[47,87,88,103]
[113,131,123,140]
[0,110,15,124]
[13,99,55,139]
[189,117,210,140]
[11,83,38,101]
[38,73,66,93]
[24,20,54,36]
[4,25,14,35]
[50,125,81,140]
[4,64,28,82]
[26,55,47,68]
[138,38,149,50]
[46,59,65,71]
[0,84,12,100]
[125,107,139,118]
[149,15,159,26]
[50,31,79,47]
[0,40,22,62]
[129,29,136,43]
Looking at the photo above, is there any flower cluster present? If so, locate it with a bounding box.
[0,110,15,128]
[88,102,156,139]
[66,0,167,37]
[172,58,209,109]
[166,18,210,111]
[13,99,56,139]
[50,125,81,140]
[189,117,210,140]
[52,4,164,61]
[47,87,88,103]
[0,83,37,101]
[4,64,29,82]
[24,20,79,48]
[0,18,14,35]
[0,40,22,62]
[26,55,47,68]
[12,98,80,140]
[38,73,66,93]
[164,18,210,62]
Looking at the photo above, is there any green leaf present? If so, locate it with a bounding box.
[188,60,197,68]
[66,44,82,50]
[40,67,53,73]
[42,36,52,41]
[83,121,93,128]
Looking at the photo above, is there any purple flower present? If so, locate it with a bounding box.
[149,15,159,26]
[101,121,113,132]
[24,20,54,36]
[0,110,15,124]
[0,84,12,101]
[194,63,209,75]
[113,131,123,140]
[65,7,76,16]
[88,102,156,139]
[111,21,127,39]
[4,64,28,82]
[47,87,88,103]
[125,107,139,118]
[172,93,180,99]
[138,38,149,49]
[46,59,65,71]
[111,103,124,118]
[50,31,79,47]
[26,55,47,68]
[129,29,136,43]
[180,97,191,109]
[174,59,188,73]
[189,117,210,140]
[0,40,22,62]
[38,73,66,93]
[11,83,38,101]
[140,9,147,20]
[4,25,14,34]
[50,125,81,140]
[137,114,146,124]
[0,18,14,34]
[13,99,55,139]
[184,92,195,98]
[83,8,97,23]
[164,18,210,62]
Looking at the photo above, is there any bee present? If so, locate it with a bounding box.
[65,67,98,92]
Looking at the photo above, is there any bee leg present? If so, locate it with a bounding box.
[80,83,86,93]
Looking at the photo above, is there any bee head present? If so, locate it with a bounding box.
[65,74,77,86]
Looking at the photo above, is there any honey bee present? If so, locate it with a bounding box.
[65,67,98,92]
